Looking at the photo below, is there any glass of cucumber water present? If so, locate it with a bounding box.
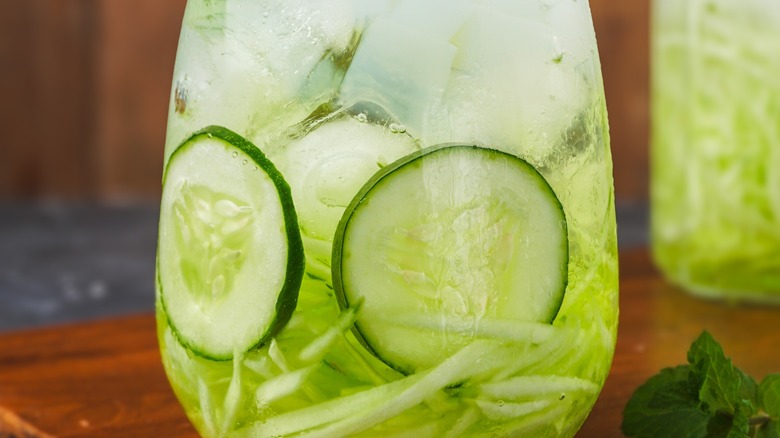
[651,0,780,302]
[156,0,618,436]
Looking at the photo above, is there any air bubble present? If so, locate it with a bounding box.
[356,113,368,123]
[232,151,239,158]
[389,123,407,134]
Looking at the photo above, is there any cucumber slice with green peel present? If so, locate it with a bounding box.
[158,126,304,360]
[273,112,419,242]
[271,107,420,281]
[333,144,568,374]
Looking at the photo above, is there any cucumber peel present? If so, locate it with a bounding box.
[158,126,304,360]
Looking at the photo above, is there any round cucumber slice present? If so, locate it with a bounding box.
[333,144,568,374]
[271,107,420,281]
[158,126,304,360]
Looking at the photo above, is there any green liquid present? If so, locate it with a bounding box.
[158,229,617,437]
[158,1,618,436]
[651,0,780,301]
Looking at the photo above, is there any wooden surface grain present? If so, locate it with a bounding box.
[0,249,777,437]
[0,316,195,438]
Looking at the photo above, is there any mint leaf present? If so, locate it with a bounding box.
[624,331,775,438]
[707,413,735,438]
[622,365,710,438]
[760,374,780,418]
[757,421,780,438]
[687,331,742,414]
[705,400,751,438]
[727,400,753,438]
[738,368,760,411]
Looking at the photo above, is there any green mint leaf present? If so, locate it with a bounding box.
[707,412,736,438]
[705,399,751,438]
[624,332,774,438]
[687,331,742,414]
[757,421,780,438]
[760,375,780,418]
[727,400,753,438]
[622,365,710,438]
[737,368,760,412]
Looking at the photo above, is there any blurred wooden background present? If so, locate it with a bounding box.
[0,0,648,202]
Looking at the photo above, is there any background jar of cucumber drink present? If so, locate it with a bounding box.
[156,0,618,436]
[651,0,780,302]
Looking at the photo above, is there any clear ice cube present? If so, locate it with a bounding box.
[337,0,474,139]
[166,0,357,160]
[424,5,593,161]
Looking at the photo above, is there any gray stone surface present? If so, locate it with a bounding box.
[0,201,648,332]
[0,202,159,332]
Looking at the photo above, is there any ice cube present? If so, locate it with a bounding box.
[348,0,394,24]
[544,0,597,65]
[424,5,593,161]
[472,0,546,22]
[390,0,475,40]
[339,17,457,138]
[165,0,359,159]
[224,0,355,97]
[472,0,596,65]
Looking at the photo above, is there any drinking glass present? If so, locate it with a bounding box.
[156,0,618,436]
[651,0,780,302]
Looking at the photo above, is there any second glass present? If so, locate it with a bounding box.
[651,0,780,302]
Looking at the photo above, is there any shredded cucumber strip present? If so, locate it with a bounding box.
[522,327,595,376]
[443,405,481,438]
[653,0,780,294]
[471,401,571,438]
[331,332,395,386]
[298,299,361,362]
[245,372,426,436]
[255,364,318,407]
[243,303,391,417]
[473,399,552,421]
[198,378,216,437]
[477,375,598,401]
[221,350,244,433]
[267,339,290,372]
[240,305,370,413]
[243,355,275,379]
[362,420,445,438]
[242,341,503,437]
[296,341,501,438]
[301,235,333,282]
[373,314,558,344]
[487,327,573,381]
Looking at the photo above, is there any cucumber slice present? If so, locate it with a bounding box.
[333,144,568,374]
[158,126,304,360]
[271,105,419,282]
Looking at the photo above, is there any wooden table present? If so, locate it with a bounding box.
[1,249,777,437]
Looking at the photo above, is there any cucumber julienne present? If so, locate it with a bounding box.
[158,126,304,361]
[332,144,568,374]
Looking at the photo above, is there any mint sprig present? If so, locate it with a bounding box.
[622,331,779,438]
